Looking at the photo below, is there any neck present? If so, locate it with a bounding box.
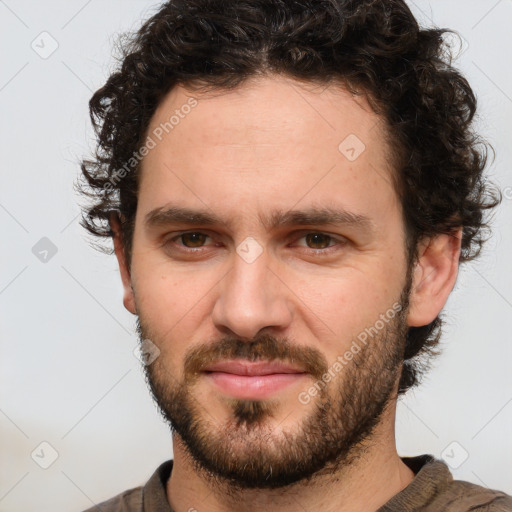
[166,404,415,512]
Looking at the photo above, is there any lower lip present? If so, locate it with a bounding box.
[204,372,307,400]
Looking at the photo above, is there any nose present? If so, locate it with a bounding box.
[211,247,293,340]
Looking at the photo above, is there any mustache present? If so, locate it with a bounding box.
[183,332,329,384]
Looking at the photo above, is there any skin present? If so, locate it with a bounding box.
[111,74,461,512]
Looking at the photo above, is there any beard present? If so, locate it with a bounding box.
[136,275,412,491]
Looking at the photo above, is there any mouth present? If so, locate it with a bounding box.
[202,360,308,400]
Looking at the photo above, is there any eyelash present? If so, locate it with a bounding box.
[164,231,346,255]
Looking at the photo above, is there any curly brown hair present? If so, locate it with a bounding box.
[77,0,500,394]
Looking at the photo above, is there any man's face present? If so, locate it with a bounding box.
[127,75,412,489]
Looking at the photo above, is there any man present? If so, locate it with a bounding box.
[78,0,511,510]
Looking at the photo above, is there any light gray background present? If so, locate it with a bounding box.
[0,1,511,511]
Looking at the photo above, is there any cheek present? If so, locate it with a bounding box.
[132,262,211,337]
[292,266,401,350]
[133,271,214,376]
[141,271,207,311]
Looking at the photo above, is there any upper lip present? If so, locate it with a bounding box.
[203,360,306,376]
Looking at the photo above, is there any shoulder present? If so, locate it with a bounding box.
[81,485,143,512]
[404,455,512,512]
[429,479,512,511]
[80,460,173,512]
[381,455,512,512]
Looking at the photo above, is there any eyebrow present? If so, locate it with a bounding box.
[144,204,374,233]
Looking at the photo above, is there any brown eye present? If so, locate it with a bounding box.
[180,232,208,248]
[304,233,333,249]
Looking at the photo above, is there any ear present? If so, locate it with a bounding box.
[110,212,137,315]
[407,229,462,327]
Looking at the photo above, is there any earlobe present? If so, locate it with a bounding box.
[407,229,462,327]
[110,212,137,315]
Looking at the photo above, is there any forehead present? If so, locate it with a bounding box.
[137,75,399,229]
[145,75,387,157]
